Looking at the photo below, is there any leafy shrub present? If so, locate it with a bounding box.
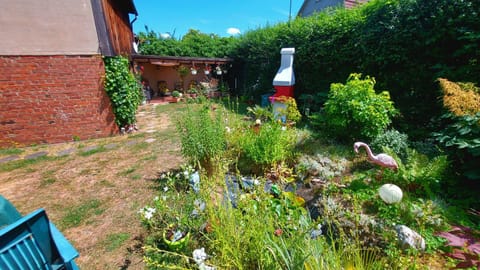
[282,97,302,123]
[371,129,409,161]
[434,112,480,180]
[238,122,296,174]
[321,73,397,141]
[246,105,274,122]
[438,78,480,116]
[383,149,449,197]
[103,56,142,127]
[409,139,441,158]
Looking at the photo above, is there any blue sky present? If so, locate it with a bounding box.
[132,0,304,38]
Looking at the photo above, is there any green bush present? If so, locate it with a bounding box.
[383,149,449,197]
[434,112,480,180]
[238,122,296,174]
[103,56,142,127]
[321,73,397,141]
[371,129,409,161]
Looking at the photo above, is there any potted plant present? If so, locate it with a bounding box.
[204,65,211,75]
[187,88,198,98]
[163,225,190,252]
[215,66,222,75]
[171,90,182,102]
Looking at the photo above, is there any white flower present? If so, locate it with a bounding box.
[281,126,287,131]
[154,196,159,201]
[162,195,167,201]
[163,186,169,192]
[144,211,154,220]
[193,247,208,265]
[225,126,231,133]
[183,170,190,177]
[142,207,156,220]
[255,119,261,125]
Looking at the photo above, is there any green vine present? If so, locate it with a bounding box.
[103,56,142,128]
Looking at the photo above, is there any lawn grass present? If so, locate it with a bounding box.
[40,169,57,187]
[103,232,131,252]
[0,147,23,156]
[0,156,57,172]
[59,199,105,230]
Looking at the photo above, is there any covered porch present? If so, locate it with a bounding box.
[132,55,234,99]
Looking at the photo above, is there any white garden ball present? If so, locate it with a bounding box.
[378,184,403,204]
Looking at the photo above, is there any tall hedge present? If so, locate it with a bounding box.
[231,0,480,137]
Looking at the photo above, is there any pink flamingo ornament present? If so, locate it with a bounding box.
[354,142,398,171]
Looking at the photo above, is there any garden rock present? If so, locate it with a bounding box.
[25,151,47,160]
[191,199,206,217]
[189,171,200,193]
[310,224,323,239]
[224,174,241,207]
[0,155,19,164]
[395,225,426,251]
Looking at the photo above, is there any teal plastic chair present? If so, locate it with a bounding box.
[0,196,79,270]
[0,195,22,228]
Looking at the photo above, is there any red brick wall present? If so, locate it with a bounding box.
[0,55,118,148]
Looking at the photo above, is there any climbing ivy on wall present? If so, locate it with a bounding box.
[103,56,142,128]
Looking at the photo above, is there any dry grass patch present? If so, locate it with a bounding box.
[0,103,184,269]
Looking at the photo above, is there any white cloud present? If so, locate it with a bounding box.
[226,27,241,35]
[160,33,171,39]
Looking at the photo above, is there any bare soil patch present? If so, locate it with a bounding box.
[0,104,184,269]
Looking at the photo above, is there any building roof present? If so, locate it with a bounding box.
[121,0,138,16]
[132,55,233,66]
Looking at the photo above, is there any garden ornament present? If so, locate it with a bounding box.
[353,142,398,171]
[378,184,403,204]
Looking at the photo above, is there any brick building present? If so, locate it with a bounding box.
[0,0,137,147]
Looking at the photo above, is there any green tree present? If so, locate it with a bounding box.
[137,29,238,58]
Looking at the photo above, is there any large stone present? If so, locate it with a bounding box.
[0,155,19,164]
[24,151,48,160]
[395,225,425,251]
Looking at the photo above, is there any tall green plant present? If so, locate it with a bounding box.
[321,73,397,141]
[176,104,227,176]
[103,56,142,127]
